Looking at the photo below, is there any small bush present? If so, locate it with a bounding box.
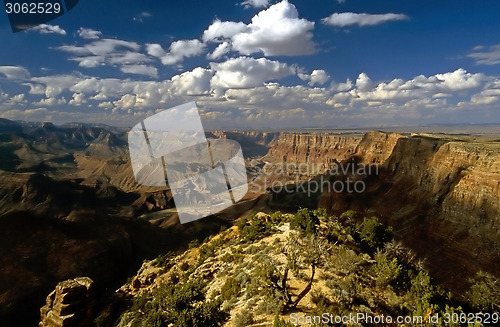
[290,208,320,235]
[240,216,274,242]
[357,216,393,252]
[234,308,254,327]
[153,251,175,268]
[467,270,500,311]
[221,276,241,301]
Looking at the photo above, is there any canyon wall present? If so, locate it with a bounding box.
[324,131,500,294]
[260,130,499,294]
[264,133,362,165]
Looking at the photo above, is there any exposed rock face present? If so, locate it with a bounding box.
[264,133,362,165]
[354,130,404,164]
[321,131,500,294]
[39,277,94,327]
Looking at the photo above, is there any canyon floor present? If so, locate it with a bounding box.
[0,118,499,326]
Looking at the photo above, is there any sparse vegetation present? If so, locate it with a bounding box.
[290,208,320,234]
[467,270,500,311]
[113,209,495,327]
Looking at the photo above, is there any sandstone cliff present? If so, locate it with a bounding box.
[320,131,500,294]
[264,133,362,165]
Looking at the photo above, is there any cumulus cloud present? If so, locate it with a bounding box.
[202,1,315,56]
[202,20,248,42]
[232,1,315,56]
[31,24,66,35]
[210,56,296,89]
[146,39,205,65]
[241,0,270,9]
[34,97,67,106]
[469,80,500,105]
[3,63,495,128]
[322,12,409,27]
[298,69,330,86]
[120,65,158,78]
[207,42,232,60]
[468,44,500,65]
[78,28,102,39]
[0,66,31,79]
[69,93,87,106]
[171,67,213,95]
[31,74,85,98]
[3,94,27,107]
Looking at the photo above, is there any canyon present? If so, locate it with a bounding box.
[0,119,499,325]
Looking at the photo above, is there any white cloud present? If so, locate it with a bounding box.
[468,44,500,65]
[59,39,140,56]
[113,94,137,109]
[469,80,500,105]
[202,20,248,42]
[78,28,102,39]
[74,56,105,68]
[231,1,315,56]
[0,66,31,79]
[4,94,27,106]
[329,78,353,92]
[298,69,330,86]
[2,62,495,128]
[210,56,296,89]
[356,72,373,91]
[146,39,205,65]
[69,93,87,106]
[31,74,85,98]
[120,64,158,78]
[34,97,67,106]
[241,0,270,9]
[171,67,213,95]
[322,12,409,27]
[31,24,66,35]
[202,1,315,57]
[58,39,150,70]
[207,42,232,60]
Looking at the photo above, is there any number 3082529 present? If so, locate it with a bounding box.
[5,2,62,14]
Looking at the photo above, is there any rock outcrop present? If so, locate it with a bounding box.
[39,277,94,327]
[264,133,362,165]
[320,131,500,294]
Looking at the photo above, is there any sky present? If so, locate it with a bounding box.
[1,0,500,129]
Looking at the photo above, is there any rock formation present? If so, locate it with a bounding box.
[321,131,500,294]
[264,133,362,165]
[39,277,94,327]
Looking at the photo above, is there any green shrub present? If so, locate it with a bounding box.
[357,216,393,251]
[290,208,320,234]
[220,276,241,301]
[240,216,274,242]
[373,250,402,289]
[467,270,500,311]
[234,308,254,327]
[153,251,175,268]
[221,247,244,263]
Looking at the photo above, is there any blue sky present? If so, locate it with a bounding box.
[1,0,500,129]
